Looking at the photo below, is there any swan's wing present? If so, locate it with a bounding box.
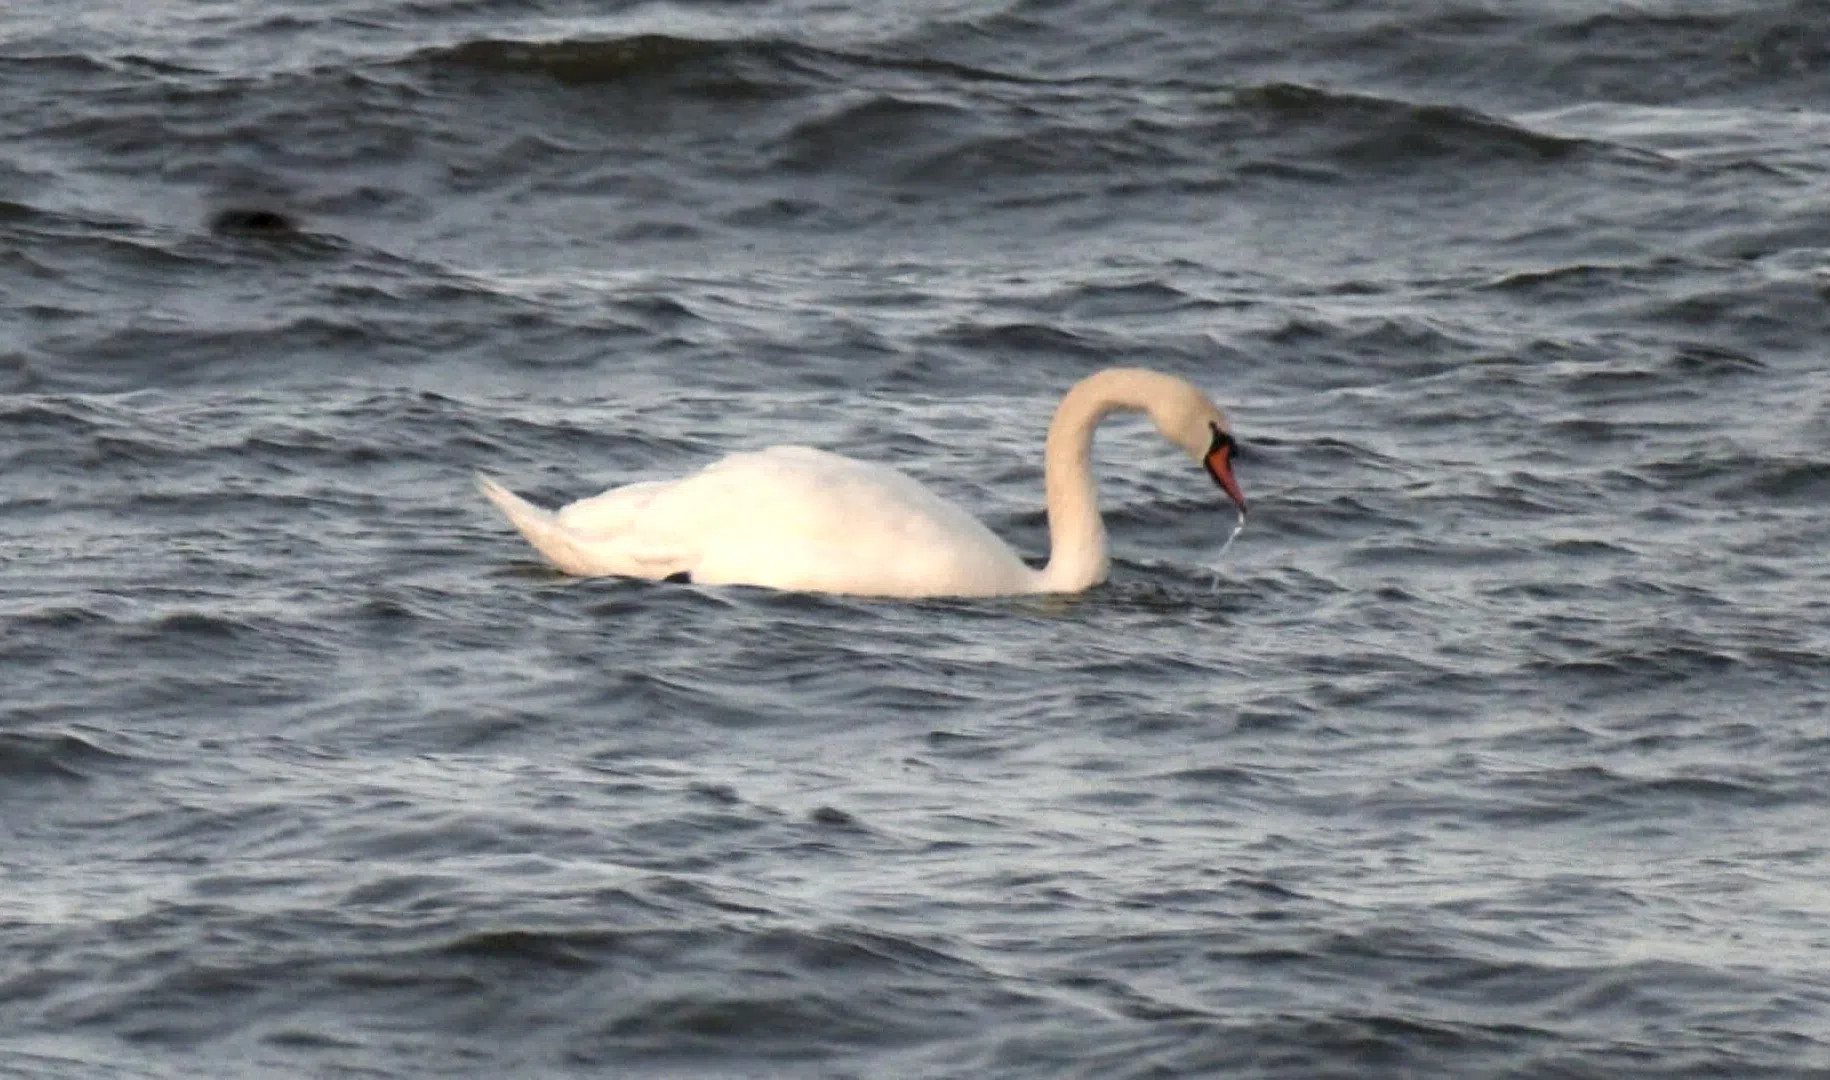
[555,480,671,537]
[482,448,1035,595]
[643,447,970,547]
[476,473,695,579]
[639,448,1032,595]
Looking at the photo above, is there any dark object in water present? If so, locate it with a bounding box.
[209,207,300,235]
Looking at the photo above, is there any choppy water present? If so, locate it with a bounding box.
[4,1,1830,1076]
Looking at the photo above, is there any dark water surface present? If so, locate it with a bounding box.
[4,1,1830,1076]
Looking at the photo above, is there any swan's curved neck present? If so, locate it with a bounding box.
[1036,368,1179,592]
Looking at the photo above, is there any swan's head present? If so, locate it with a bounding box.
[1149,378,1247,516]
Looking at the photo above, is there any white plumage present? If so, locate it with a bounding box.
[478,368,1246,598]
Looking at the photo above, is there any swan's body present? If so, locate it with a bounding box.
[478,367,1246,598]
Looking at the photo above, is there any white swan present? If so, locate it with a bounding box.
[477,367,1246,598]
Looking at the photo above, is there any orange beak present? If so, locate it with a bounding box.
[1204,436,1247,515]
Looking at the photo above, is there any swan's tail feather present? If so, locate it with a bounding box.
[475,472,615,577]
